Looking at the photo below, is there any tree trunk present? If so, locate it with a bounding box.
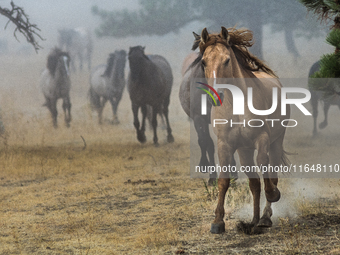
[246,3,263,59]
[284,29,300,57]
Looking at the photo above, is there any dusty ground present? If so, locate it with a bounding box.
[1,39,340,255]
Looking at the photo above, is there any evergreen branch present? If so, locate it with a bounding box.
[299,0,337,21]
[0,1,44,52]
[326,28,340,47]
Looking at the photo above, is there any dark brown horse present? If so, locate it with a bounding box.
[127,46,174,146]
[40,48,71,128]
[198,27,289,234]
[309,60,340,136]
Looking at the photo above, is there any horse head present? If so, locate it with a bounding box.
[128,46,148,61]
[47,48,70,77]
[198,27,275,80]
[199,27,234,79]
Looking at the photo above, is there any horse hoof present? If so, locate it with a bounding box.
[208,178,217,186]
[265,188,280,203]
[230,171,238,180]
[210,222,225,234]
[167,135,174,143]
[154,142,160,147]
[112,119,120,125]
[257,217,272,228]
[319,122,327,129]
[137,134,146,143]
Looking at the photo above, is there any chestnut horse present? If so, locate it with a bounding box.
[198,27,290,234]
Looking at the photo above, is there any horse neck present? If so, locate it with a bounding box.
[129,56,148,81]
[228,49,256,92]
[54,62,69,86]
[107,58,124,85]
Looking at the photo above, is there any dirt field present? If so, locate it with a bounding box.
[1,38,340,255]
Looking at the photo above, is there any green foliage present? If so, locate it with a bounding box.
[301,0,340,97]
[326,28,340,48]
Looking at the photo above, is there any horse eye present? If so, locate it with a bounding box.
[224,58,230,66]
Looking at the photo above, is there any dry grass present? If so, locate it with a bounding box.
[1,42,340,254]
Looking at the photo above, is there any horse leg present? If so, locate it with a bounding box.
[62,96,72,128]
[258,131,285,227]
[151,105,159,146]
[238,148,261,228]
[47,98,58,128]
[310,90,318,136]
[256,132,280,203]
[319,101,330,129]
[109,97,119,125]
[194,115,216,185]
[163,97,174,143]
[78,52,83,71]
[132,103,145,143]
[211,141,235,234]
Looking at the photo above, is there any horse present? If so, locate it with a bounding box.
[89,50,127,125]
[181,51,200,76]
[127,46,174,146]
[58,27,93,72]
[196,27,290,234]
[40,48,71,128]
[308,60,340,136]
[179,42,218,186]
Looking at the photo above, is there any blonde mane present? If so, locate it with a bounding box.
[198,27,277,78]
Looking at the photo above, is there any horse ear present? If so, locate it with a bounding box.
[220,26,230,42]
[193,32,200,41]
[201,28,209,44]
[192,32,201,51]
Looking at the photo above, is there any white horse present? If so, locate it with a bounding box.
[58,27,93,72]
[40,48,71,128]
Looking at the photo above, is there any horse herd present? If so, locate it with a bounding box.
[40,43,174,146]
[37,26,338,235]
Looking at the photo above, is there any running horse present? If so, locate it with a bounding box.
[308,60,340,136]
[40,48,72,128]
[89,50,127,124]
[198,27,290,234]
[179,39,218,185]
[128,46,174,146]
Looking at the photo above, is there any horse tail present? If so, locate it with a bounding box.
[88,87,100,110]
[281,149,291,167]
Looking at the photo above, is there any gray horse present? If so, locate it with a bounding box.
[89,50,127,124]
[58,27,93,72]
[40,48,71,128]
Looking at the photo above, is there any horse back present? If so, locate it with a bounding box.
[147,54,173,89]
[309,61,320,77]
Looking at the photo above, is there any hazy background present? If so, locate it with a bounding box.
[0,0,334,77]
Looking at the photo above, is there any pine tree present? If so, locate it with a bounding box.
[300,0,340,97]
[92,0,316,60]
